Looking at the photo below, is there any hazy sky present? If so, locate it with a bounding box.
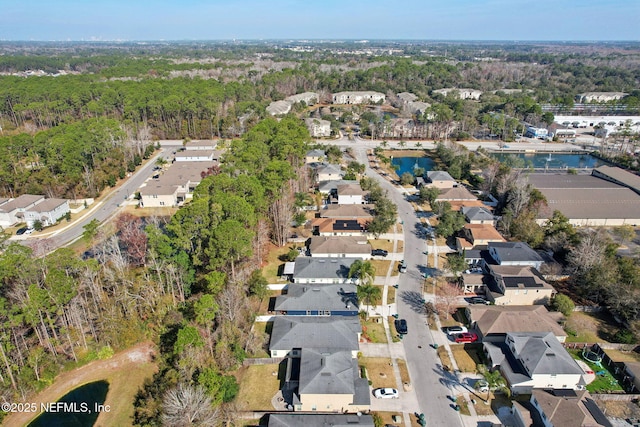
[1,0,638,41]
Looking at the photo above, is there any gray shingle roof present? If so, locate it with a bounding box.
[268,414,374,427]
[461,206,495,222]
[0,195,44,213]
[306,149,326,158]
[273,284,358,312]
[293,257,358,281]
[299,349,356,395]
[489,242,544,263]
[309,236,371,256]
[269,316,361,353]
[427,170,455,182]
[508,332,583,375]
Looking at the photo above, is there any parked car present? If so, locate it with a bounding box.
[394,319,408,335]
[443,326,468,336]
[454,332,478,343]
[372,249,389,257]
[467,297,489,305]
[373,388,399,399]
[476,379,489,393]
[16,227,28,235]
[398,260,407,273]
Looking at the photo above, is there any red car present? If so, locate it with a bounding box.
[454,332,478,343]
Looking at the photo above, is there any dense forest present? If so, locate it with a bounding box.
[0,117,311,425]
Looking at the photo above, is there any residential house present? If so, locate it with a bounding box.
[395,92,430,115]
[292,258,358,285]
[139,183,181,208]
[268,414,374,427]
[174,149,220,162]
[461,206,496,225]
[140,161,215,207]
[484,332,585,394]
[460,273,486,295]
[426,171,457,189]
[319,204,374,220]
[332,91,385,105]
[0,195,45,227]
[291,349,370,412]
[306,149,326,164]
[318,180,359,194]
[183,140,217,150]
[309,236,371,259]
[456,224,506,251]
[315,164,345,182]
[269,316,361,358]
[527,389,612,427]
[312,218,367,236]
[488,242,544,269]
[336,183,366,205]
[387,118,418,139]
[435,186,484,210]
[267,100,293,116]
[433,88,483,100]
[305,118,331,138]
[23,198,70,228]
[466,305,567,343]
[485,265,556,306]
[273,283,358,316]
[286,92,319,106]
[578,92,627,103]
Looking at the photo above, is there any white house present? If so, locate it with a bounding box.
[484,332,585,394]
[578,92,628,103]
[140,161,215,207]
[23,198,70,228]
[336,183,366,205]
[0,194,45,227]
[305,118,332,138]
[315,164,345,182]
[266,100,292,116]
[332,91,385,105]
[433,88,483,100]
[285,92,318,106]
[174,150,219,162]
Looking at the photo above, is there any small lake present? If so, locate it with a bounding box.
[391,156,436,176]
[29,380,109,427]
[490,153,605,169]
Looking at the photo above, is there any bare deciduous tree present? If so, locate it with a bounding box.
[161,383,218,427]
[434,281,463,320]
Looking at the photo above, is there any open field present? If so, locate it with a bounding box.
[361,357,397,389]
[236,364,281,411]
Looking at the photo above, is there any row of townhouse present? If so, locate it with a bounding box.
[0,194,70,229]
[267,256,370,413]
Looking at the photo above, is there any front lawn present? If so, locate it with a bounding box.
[397,359,410,385]
[361,357,397,389]
[450,344,485,373]
[362,319,388,344]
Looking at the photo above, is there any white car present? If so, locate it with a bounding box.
[373,388,399,399]
[444,326,468,336]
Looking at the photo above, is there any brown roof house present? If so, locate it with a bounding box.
[526,389,612,427]
[309,236,371,259]
[456,224,506,251]
[0,194,45,227]
[466,305,567,343]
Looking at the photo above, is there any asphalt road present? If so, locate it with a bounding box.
[349,143,464,427]
[17,142,182,250]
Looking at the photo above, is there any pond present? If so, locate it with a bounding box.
[490,153,606,169]
[391,156,436,177]
[29,380,109,427]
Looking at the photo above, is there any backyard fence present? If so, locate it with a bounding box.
[573,305,604,313]
[242,357,284,366]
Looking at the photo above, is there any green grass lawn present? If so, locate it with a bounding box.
[235,365,281,411]
[362,318,388,343]
[262,244,292,283]
[567,349,624,393]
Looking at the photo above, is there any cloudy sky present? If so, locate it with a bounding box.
[1,0,638,41]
